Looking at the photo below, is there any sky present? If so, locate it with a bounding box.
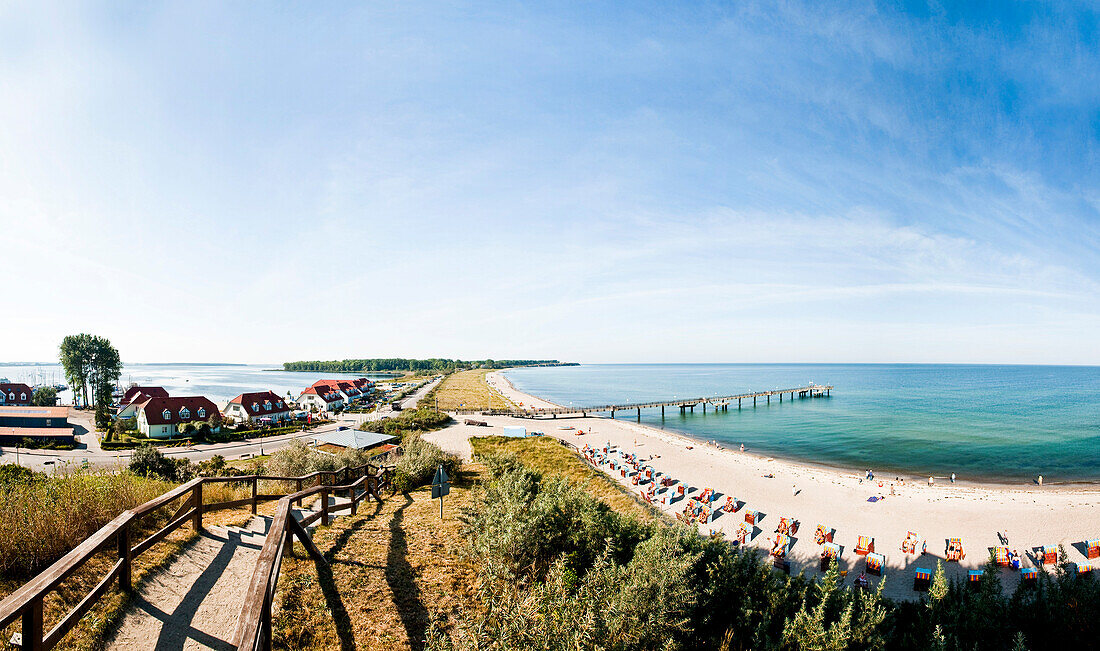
[2,1,1099,365]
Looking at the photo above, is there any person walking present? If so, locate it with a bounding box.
[951,472,956,484]
[1038,475,1044,486]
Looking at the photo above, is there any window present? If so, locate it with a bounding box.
[277,401,284,408]
[252,402,259,412]
[20,393,26,401]
[163,426,168,433]
[180,407,191,419]
[264,400,271,410]
[198,407,206,418]
[8,392,14,400]
[162,409,171,420]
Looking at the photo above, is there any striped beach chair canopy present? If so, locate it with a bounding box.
[822,541,840,557]
[775,534,790,549]
[1020,567,1039,579]
[968,569,984,582]
[867,552,885,569]
[1077,561,1095,574]
[994,546,1010,564]
[914,567,932,581]
[948,537,962,547]
[1043,544,1057,553]
[856,535,872,552]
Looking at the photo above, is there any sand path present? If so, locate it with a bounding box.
[106,519,269,650]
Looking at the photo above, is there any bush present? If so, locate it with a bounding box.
[129,444,194,482]
[0,463,45,487]
[358,407,452,437]
[392,436,460,493]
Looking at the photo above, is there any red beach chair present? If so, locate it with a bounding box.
[866,552,885,576]
[771,534,790,558]
[993,546,1010,567]
[722,496,738,513]
[815,524,833,545]
[820,542,840,570]
[1086,538,1100,559]
[855,536,874,555]
[1042,544,1058,565]
[945,538,965,562]
[744,510,757,525]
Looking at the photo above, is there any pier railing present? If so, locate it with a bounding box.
[454,384,833,417]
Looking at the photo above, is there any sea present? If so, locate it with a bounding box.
[502,364,1100,483]
[0,363,390,406]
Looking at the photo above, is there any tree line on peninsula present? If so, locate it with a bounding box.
[282,358,575,373]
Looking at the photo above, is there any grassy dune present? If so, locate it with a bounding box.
[431,369,515,411]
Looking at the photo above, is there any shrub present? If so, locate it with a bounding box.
[0,463,45,487]
[392,436,459,493]
[129,444,194,481]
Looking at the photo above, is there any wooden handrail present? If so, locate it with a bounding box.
[233,465,395,650]
[0,461,395,651]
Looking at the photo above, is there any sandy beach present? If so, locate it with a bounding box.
[425,373,1100,601]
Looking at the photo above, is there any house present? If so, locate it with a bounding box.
[136,396,220,439]
[0,383,34,406]
[296,384,345,413]
[224,391,292,424]
[116,386,170,419]
[0,406,73,445]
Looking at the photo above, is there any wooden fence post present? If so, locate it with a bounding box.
[321,488,329,526]
[118,523,132,592]
[22,596,42,651]
[251,477,258,514]
[193,482,203,532]
[295,479,303,507]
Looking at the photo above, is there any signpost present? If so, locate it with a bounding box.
[431,464,450,519]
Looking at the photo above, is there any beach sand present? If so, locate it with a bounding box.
[423,372,1100,601]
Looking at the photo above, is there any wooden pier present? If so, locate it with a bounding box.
[460,384,832,419]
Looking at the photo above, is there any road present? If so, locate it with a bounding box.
[0,376,442,472]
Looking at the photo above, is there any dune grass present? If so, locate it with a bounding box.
[431,370,515,411]
[469,435,662,521]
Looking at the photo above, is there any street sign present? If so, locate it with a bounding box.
[431,466,450,499]
[431,465,450,518]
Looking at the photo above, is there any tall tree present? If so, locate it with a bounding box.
[58,334,122,408]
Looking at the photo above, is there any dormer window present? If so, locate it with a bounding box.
[162,409,172,420]
[277,401,284,408]
[9,392,15,400]
[264,400,271,409]
[252,402,259,412]
[20,393,26,401]
[180,407,190,419]
[197,407,206,418]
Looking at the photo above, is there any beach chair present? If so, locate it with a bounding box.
[1020,566,1039,584]
[700,487,714,503]
[736,522,749,544]
[722,496,738,513]
[866,552,885,576]
[1087,538,1100,559]
[1076,561,1094,575]
[855,535,874,555]
[1042,544,1058,565]
[945,538,965,562]
[677,485,686,497]
[771,533,790,558]
[993,546,1010,567]
[913,567,932,591]
[968,569,984,584]
[814,524,833,545]
[820,541,840,570]
[901,531,919,554]
[744,510,757,525]
[775,517,798,535]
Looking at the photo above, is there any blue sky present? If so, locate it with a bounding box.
[2,1,1099,364]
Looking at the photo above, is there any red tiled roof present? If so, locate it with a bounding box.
[228,391,290,416]
[0,383,34,404]
[139,396,218,427]
[120,386,169,406]
[299,386,342,403]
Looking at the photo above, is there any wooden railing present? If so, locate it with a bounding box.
[0,463,394,651]
[232,464,394,651]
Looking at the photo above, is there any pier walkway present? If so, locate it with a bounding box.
[459,384,832,419]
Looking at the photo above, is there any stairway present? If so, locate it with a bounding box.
[105,495,350,650]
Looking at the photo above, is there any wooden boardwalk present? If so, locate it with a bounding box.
[460,384,833,418]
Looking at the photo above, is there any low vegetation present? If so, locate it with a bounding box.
[430,369,516,411]
[359,406,453,438]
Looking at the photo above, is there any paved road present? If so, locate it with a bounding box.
[341,375,442,427]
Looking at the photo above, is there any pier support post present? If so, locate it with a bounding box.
[780,393,782,402]
[611,409,615,419]
[703,403,706,413]
[738,398,741,409]
[690,405,694,413]
[767,395,770,405]
[753,397,756,407]
[661,406,664,417]
[636,407,640,419]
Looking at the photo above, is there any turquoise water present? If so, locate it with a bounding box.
[502,364,1100,483]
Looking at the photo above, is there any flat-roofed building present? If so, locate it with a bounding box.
[0,406,73,445]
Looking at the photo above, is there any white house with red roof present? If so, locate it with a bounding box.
[136,396,220,438]
[0,383,34,406]
[296,383,345,413]
[116,386,170,419]
[224,391,291,424]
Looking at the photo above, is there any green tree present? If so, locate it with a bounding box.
[59,334,122,409]
[929,560,948,603]
[31,386,57,406]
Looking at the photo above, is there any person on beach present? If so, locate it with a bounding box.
[1038,475,1043,486]
[928,476,934,486]
[740,443,744,453]
[951,473,956,484]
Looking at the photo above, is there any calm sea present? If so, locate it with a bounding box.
[502,364,1100,483]
[0,363,389,405]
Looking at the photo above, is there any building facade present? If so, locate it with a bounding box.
[224,391,292,424]
[0,383,34,406]
[136,396,220,439]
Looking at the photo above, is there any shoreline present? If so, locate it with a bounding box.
[492,370,1097,489]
